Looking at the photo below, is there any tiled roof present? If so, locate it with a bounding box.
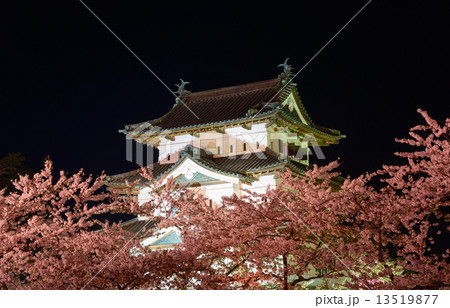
[278,109,343,140]
[126,79,282,131]
[120,218,156,234]
[210,149,283,173]
[107,146,306,187]
[121,78,344,140]
[107,163,174,186]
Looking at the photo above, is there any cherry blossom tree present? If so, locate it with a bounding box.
[0,161,195,290]
[0,153,32,194]
[1,109,447,290]
[157,109,449,289]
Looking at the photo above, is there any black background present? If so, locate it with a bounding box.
[1,0,449,178]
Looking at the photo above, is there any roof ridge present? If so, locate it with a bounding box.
[186,78,280,100]
[186,86,275,103]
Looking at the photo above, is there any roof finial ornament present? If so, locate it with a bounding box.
[173,79,191,108]
[278,58,293,81]
[174,79,191,97]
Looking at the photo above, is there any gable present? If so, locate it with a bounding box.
[148,230,182,248]
[175,171,220,185]
[162,155,242,185]
[280,90,313,126]
[140,227,183,249]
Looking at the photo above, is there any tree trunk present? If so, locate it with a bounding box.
[282,254,289,290]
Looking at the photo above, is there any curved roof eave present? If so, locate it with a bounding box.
[276,110,344,140]
[122,110,277,136]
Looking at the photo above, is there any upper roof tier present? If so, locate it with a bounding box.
[121,77,344,141]
[154,79,280,129]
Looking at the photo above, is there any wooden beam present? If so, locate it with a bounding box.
[242,124,251,130]
[214,128,225,134]
[265,120,275,128]
[151,140,160,147]
[189,132,200,137]
[165,135,175,141]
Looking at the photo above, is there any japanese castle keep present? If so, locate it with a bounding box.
[107,63,345,248]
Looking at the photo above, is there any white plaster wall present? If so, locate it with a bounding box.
[224,123,268,147]
[157,124,269,161]
[137,186,175,219]
[137,186,151,206]
[158,134,193,161]
[203,182,235,204]
[138,181,237,210]
[241,174,277,195]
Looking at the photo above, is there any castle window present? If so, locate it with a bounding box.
[209,199,213,207]
[243,143,247,151]
[230,145,233,153]
[217,146,221,154]
[167,154,170,161]
[256,142,259,149]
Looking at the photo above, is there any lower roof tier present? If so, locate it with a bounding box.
[107,146,308,188]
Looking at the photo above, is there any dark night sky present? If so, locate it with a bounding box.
[0,1,449,179]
